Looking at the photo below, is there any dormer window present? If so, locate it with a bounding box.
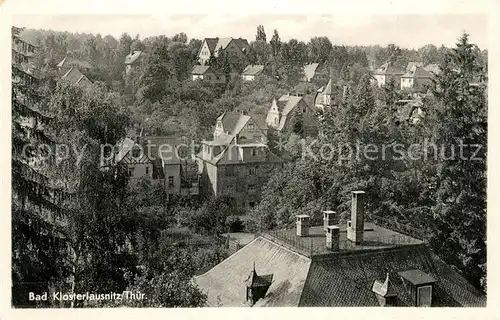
[398,270,436,307]
[245,264,273,306]
[247,123,255,132]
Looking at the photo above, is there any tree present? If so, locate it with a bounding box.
[307,36,333,63]
[119,33,133,55]
[11,26,72,307]
[277,39,308,85]
[172,32,188,44]
[255,25,267,42]
[427,33,486,290]
[269,29,281,57]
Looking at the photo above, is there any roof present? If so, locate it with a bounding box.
[18,30,38,47]
[124,50,143,65]
[57,56,93,70]
[406,61,423,72]
[141,136,190,165]
[399,269,437,285]
[373,62,404,76]
[242,64,264,76]
[424,63,441,75]
[204,38,219,54]
[278,95,304,117]
[303,63,320,81]
[194,236,311,307]
[61,67,92,88]
[217,112,243,133]
[115,138,136,162]
[401,66,433,79]
[230,115,251,136]
[191,65,222,75]
[251,114,268,131]
[198,226,486,307]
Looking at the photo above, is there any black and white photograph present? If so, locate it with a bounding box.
[4,0,495,313]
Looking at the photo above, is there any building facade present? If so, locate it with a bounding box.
[197,113,283,209]
[241,65,264,81]
[400,66,433,91]
[197,37,250,65]
[191,65,226,84]
[373,62,405,87]
[124,50,144,74]
[265,95,319,136]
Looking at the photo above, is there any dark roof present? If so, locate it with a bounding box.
[242,64,264,76]
[374,62,404,76]
[399,269,436,285]
[217,112,242,133]
[124,50,143,65]
[205,38,219,54]
[57,56,93,70]
[196,230,486,307]
[61,67,92,88]
[191,65,222,75]
[401,66,433,79]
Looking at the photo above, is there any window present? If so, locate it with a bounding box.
[249,201,255,208]
[251,148,257,156]
[417,285,432,307]
[247,185,256,192]
[226,166,235,176]
[146,167,149,175]
[274,117,278,125]
[132,148,141,158]
[248,167,256,175]
[168,176,175,188]
[128,167,134,177]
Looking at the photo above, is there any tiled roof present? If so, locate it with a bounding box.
[198,223,486,307]
[230,115,251,136]
[406,61,423,72]
[115,137,136,162]
[61,67,92,88]
[303,63,320,81]
[242,64,264,76]
[194,236,311,307]
[57,56,93,70]
[374,62,404,75]
[251,114,268,131]
[217,112,243,133]
[278,95,303,116]
[191,65,211,75]
[401,66,433,79]
[299,245,485,307]
[124,50,143,65]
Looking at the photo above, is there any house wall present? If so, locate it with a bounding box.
[198,41,212,64]
[266,102,281,128]
[127,163,154,179]
[242,74,256,81]
[216,162,282,208]
[401,77,414,89]
[192,74,205,81]
[281,99,319,136]
[223,40,248,64]
[237,119,265,143]
[164,163,181,194]
[374,74,386,87]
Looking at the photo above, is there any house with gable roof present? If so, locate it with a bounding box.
[60,67,93,89]
[241,64,265,81]
[400,65,433,91]
[197,37,250,65]
[196,112,283,209]
[57,54,93,73]
[124,50,144,74]
[266,94,319,136]
[194,191,486,307]
[302,62,329,84]
[373,62,405,87]
[191,65,226,84]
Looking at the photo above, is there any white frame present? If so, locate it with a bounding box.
[417,285,433,307]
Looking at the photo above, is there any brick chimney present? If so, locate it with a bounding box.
[296,214,310,237]
[323,210,337,232]
[326,226,340,251]
[347,191,365,244]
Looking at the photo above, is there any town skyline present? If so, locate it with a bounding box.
[12,14,488,49]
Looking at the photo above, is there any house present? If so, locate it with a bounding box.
[57,55,93,73]
[12,28,37,64]
[191,65,226,84]
[197,37,250,65]
[113,135,200,196]
[196,113,283,209]
[400,66,433,91]
[424,63,441,76]
[241,65,264,81]
[396,99,425,124]
[302,62,329,84]
[372,62,404,87]
[406,61,423,72]
[194,191,486,307]
[265,95,319,136]
[61,67,93,89]
[313,78,344,111]
[124,50,143,74]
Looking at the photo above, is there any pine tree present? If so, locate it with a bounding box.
[428,33,487,290]
[11,26,71,307]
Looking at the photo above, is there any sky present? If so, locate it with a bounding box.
[12,14,488,50]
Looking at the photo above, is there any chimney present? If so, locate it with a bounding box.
[347,191,365,244]
[296,214,310,237]
[323,210,337,232]
[326,226,340,251]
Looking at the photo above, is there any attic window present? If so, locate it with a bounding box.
[398,270,436,307]
[245,264,273,306]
